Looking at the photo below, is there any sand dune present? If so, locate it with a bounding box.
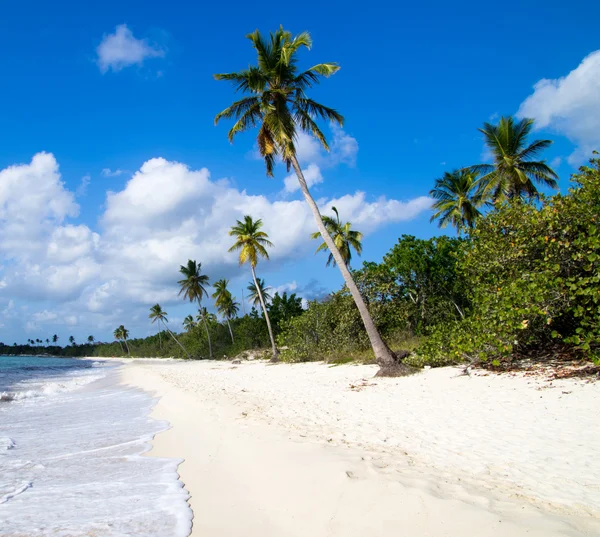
[121,359,600,536]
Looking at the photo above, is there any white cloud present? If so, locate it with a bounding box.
[0,154,431,339]
[283,163,323,193]
[76,174,90,197]
[517,50,600,164]
[101,168,125,177]
[33,310,58,322]
[96,24,164,73]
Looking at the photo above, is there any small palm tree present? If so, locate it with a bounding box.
[430,170,484,233]
[215,28,397,372]
[212,279,238,343]
[178,260,213,359]
[87,335,95,344]
[69,335,75,346]
[183,315,196,333]
[469,116,558,201]
[310,206,363,267]
[229,215,278,359]
[247,278,272,309]
[149,304,190,358]
[222,296,240,343]
[113,325,130,356]
[52,334,58,344]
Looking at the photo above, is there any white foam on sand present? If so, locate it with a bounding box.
[0,367,192,537]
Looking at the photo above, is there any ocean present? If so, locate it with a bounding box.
[0,356,192,537]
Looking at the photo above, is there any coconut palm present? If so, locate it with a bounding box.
[247,278,272,309]
[113,326,130,356]
[87,335,94,344]
[212,279,237,343]
[430,170,484,233]
[183,315,196,333]
[52,334,58,344]
[469,116,558,201]
[229,215,278,359]
[69,335,75,346]
[215,28,398,372]
[149,304,190,358]
[310,206,363,267]
[178,260,213,359]
[219,294,240,343]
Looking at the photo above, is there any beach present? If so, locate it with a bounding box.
[121,359,600,536]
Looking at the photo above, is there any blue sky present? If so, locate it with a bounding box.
[0,0,599,344]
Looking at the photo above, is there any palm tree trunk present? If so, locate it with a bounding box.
[251,265,278,360]
[123,338,130,357]
[157,327,162,350]
[199,303,213,359]
[118,340,124,354]
[290,155,397,374]
[162,320,191,359]
[226,317,234,343]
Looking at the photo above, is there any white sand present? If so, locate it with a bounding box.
[120,359,600,536]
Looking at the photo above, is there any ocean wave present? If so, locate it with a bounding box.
[0,481,32,504]
[0,436,16,450]
[0,373,106,404]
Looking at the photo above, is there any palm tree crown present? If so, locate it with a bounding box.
[247,278,272,309]
[183,315,196,332]
[430,170,484,233]
[214,27,343,175]
[470,116,558,201]
[149,303,168,325]
[311,206,363,267]
[212,279,231,308]
[228,216,273,267]
[178,260,210,304]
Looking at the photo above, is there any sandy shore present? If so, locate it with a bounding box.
[120,359,600,536]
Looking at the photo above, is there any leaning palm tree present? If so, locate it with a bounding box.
[247,278,272,309]
[178,260,213,359]
[149,304,190,358]
[113,325,130,356]
[469,116,558,201]
[229,215,278,359]
[310,206,363,267]
[215,28,398,373]
[430,170,484,233]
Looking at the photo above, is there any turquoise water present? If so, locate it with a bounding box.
[0,356,192,536]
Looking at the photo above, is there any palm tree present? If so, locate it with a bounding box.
[247,278,272,309]
[87,335,95,344]
[469,116,558,201]
[229,216,278,359]
[212,279,237,343]
[52,334,58,344]
[45,338,50,345]
[310,206,363,267]
[430,170,484,233]
[215,28,398,373]
[149,304,190,358]
[183,315,196,333]
[68,335,75,346]
[113,325,130,356]
[178,260,213,359]
[222,296,240,343]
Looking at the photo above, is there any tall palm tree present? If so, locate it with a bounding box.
[430,170,484,233]
[229,216,278,359]
[183,314,196,333]
[69,335,75,346]
[212,279,237,342]
[52,334,58,344]
[469,116,558,201]
[178,260,213,359]
[215,28,398,372]
[149,304,190,358]
[310,206,363,267]
[247,278,272,309]
[222,296,240,343]
[113,326,130,356]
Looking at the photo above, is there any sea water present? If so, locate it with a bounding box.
[0,356,192,537]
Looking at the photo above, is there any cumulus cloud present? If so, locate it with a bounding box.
[0,153,430,339]
[517,50,600,164]
[96,24,164,73]
[283,163,323,193]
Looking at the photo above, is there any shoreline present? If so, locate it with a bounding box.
[120,359,600,536]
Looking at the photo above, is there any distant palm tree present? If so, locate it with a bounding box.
[87,335,95,344]
[430,170,484,233]
[149,304,190,358]
[45,338,50,345]
[469,116,558,201]
[113,325,130,356]
[178,260,213,359]
[52,334,58,344]
[214,27,397,371]
[183,314,196,333]
[247,278,272,309]
[212,279,237,343]
[69,335,75,346]
[310,206,363,267]
[229,215,278,359]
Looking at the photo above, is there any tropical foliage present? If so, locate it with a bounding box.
[311,206,363,267]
